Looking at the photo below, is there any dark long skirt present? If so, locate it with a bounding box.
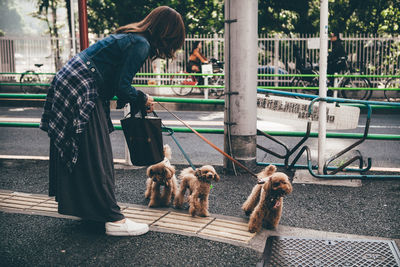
[49,99,125,222]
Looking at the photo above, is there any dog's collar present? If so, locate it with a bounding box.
[196,175,212,184]
[267,195,281,209]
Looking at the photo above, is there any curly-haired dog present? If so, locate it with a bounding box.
[174,165,220,217]
[145,145,177,207]
[242,165,292,233]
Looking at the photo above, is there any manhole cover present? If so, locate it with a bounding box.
[258,236,400,267]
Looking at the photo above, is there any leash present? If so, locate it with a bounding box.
[156,101,260,181]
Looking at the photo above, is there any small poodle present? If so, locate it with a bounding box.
[174,165,220,217]
[145,145,177,207]
[242,165,292,233]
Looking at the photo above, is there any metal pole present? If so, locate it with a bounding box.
[70,0,76,54]
[318,0,329,174]
[274,37,279,87]
[224,0,258,173]
[78,0,89,51]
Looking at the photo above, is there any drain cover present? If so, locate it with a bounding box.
[258,236,400,267]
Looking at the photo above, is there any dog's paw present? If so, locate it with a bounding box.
[248,224,259,233]
[197,211,209,217]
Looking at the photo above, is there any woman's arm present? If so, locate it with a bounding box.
[193,49,208,63]
[115,40,150,110]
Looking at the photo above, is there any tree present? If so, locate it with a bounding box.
[86,0,224,35]
[329,0,400,35]
[33,0,64,69]
[258,0,400,35]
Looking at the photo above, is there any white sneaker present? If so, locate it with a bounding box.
[105,219,149,236]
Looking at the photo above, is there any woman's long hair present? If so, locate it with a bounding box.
[115,6,185,59]
[191,41,201,54]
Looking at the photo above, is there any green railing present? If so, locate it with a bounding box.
[1,72,399,91]
[0,93,399,141]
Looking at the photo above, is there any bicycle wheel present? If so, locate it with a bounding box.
[209,75,224,98]
[292,77,319,99]
[20,71,41,94]
[340,77,372,100]
[384,78,400,102]
[170,73,195,96]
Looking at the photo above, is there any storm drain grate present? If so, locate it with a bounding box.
[258,236,400,267]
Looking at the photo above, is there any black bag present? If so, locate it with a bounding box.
[120,111,164,166]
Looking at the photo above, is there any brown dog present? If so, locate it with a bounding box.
[145,145,177,207]
[174,165,220,217]
[242,165,292,233]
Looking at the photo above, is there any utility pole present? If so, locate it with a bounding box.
[224,0,258,173]
[318,0,329,174]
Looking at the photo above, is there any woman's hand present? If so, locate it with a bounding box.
[145,95,155,113]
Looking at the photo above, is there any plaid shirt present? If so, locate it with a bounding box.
[40,56,99,171]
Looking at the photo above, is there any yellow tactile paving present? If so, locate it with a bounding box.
[198,219,255,243]
[123,207,168,225]
[0,191,256,245]
[0,192,13,200]
[31,199,58,212]
[153,212,213,233]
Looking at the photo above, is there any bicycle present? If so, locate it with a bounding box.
[169,71,197,96]
[384,76,400,102]
[291,55,372,100]
[169,58,225,98]
[19,64,53,94]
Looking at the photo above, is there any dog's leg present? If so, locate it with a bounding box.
[264,201,283,229]
[242,184,262,216]
[188,189,200,216]
[174,178,188,208]
[248,189,267,233]
[148,183,161,207]
[145,178,152,199]
[197,195,209,217]
[161,183,172,206]
[170,176,178,202]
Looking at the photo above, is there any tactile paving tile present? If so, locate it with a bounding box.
[123,206,168,225]
[259,236,400,267]
[153,212,213,233]
[199,219,255,243]
[30,199,58,213]
[0,191,256,245]
[0,191,13,200]
[0,192,50,210]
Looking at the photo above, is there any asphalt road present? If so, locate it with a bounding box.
[0,106,399,168]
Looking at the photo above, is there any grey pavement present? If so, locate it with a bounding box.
[1,158,399,266]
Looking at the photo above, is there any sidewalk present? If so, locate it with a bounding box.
[1,158,399,266]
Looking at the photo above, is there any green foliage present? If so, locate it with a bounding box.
[87,0,224,35]
[329,0,400,34]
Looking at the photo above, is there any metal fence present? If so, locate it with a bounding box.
[1,34,399,85]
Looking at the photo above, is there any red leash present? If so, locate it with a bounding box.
[156,101,259,180]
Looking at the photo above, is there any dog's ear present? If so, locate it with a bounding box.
[165,165,175,179]
[213,172,220,182]
[262,177,273,192]
[195,168,202,178]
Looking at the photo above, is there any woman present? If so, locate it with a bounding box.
[187,41,208,73]
[40,6,185,236]
[328,32,347,74]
